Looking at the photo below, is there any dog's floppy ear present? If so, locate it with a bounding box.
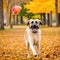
[39,20,43,25]
[27,20,30,26]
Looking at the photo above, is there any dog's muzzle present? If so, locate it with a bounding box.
[30,25,39,33]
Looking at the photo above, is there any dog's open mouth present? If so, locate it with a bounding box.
[32,29,37,33]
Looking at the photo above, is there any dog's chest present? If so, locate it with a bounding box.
[31,33,38,45]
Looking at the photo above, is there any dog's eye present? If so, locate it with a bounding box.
[31,21,34,24]
[35,21,38,24]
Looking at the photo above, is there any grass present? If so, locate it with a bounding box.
[0,27,60,60]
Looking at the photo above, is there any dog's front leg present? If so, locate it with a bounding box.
[25,40,30,58]
[28,37,37,57]
[30,43,38,57]
[28,36,37,57]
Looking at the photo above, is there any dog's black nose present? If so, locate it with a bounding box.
[33,25,36,28]
[34,55,38,57]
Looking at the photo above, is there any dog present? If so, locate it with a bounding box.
[24,19,42,58]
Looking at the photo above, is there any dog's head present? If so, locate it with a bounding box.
[27,19,43,33]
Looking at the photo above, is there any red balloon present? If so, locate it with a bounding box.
[12,5,22,15]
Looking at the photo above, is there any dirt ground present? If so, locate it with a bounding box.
[0,27,60,60]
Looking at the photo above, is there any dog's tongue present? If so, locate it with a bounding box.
[33,29,37,32]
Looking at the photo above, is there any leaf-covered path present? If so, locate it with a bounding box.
[0,27,60,60]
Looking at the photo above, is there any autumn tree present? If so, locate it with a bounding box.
[55,0,59,26]
[19,3,34,24]
[0,0,4,30]
[25,0,60,26]
[24,0,54,26]
[19,3,26,24]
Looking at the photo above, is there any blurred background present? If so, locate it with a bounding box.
[0,0,60,29]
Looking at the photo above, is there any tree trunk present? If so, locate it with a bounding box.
[49,11,52,26]
[9,7,11,24]
[0,0,4,30]
[40,13,43,20]
[16,15,18,25]
[6,3,8,25]
[45,13,48,25]
[20,16,24,24]
[55,0,59,26]
[13,15,15,25]
[47,13,50,26]
[9,6,13,28]
[58,13,60,25]
[42,13,46,25]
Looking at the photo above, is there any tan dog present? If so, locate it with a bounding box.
[24,19,42,58]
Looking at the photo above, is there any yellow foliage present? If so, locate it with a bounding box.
[58,0,60,13]
[25,0,60,14]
